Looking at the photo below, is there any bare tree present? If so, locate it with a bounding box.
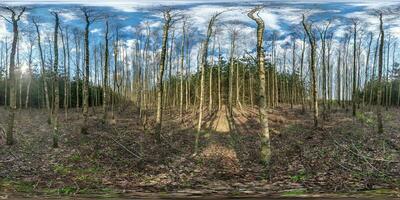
[51,11,60,148]
[103,19,110,123]
[248,6,271,165]
[351,19,359,116]
[317,20,331,120]
[80,7,102,134]
[155,8,173,141]
[376,12,384,134]
[1,6,26,145]
[194,12,221,155]
[25,34,34,109]
[32,17,51,120]
[179,19,186,121]
[302,14,319,128]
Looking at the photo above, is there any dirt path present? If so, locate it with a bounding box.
[210,106,231,133]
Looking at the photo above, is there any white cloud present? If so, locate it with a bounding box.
[59,11,78,21]
[90,28,101,34]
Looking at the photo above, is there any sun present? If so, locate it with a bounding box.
[20,63,29,74]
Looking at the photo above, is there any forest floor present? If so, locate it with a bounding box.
[0,104,399,199]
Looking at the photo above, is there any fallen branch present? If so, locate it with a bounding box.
[0,158,15,163]
[332,138,397,177]
[108,135,142,159]
[331,135,398,163]
[95,125,143,159]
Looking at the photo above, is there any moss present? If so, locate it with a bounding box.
[53,164,72,175]
[68,153,82,162]
[290,170,307,182]
[356,111,375,126]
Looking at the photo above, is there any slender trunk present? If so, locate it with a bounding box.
[291,39,296,109]
[6,8,25,145]
[236,60,242,109]
[300,35,306,111]
[228,35,236,117]
[179,21,186,120]
[4,38,8,107]
[352,22,357,116]
[248,8,271,165]
[25,41,33,109]
[81,11,90,134]
[370,34,380,106]
[376,13,384,134]
[302,15,319,127]
[218,44,222,111]
[155,10,172,141]
[337,50,341,106]
[60,26,68,118]
[112,30,119,120]
[363,33,372,106]
[194,13,220,155]
[103,20,109,122]
[209,33,216,111]
[33,19,51,114]
[51,12,60,148]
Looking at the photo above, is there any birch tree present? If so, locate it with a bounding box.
[248,6,271,165]
[1,6,26,145]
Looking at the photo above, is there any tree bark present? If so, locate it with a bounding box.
[302,15,319,128]
[194,13,220,155]
[81,9,91,134]
[33,18,51,118]
[4,7,25,145]
[103,20,109,122]
[25,39,33,109]
[51,12,60,148]
[248,7,271,165]
[179,20,186,121]
[352,22,357,116]
[376,13,384,134]
[155,9,172,141]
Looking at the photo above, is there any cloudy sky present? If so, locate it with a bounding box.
[1,0,400,74]
[2,0,399,38]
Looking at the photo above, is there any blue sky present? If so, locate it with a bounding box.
[2,0,400,40]
[1,0,400,76]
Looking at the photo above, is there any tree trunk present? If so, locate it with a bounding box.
[376,13,384,134]
[25,40,33,109]
[103,20,109,122]
[228,34,236,117]
[302,15,319,127]
[337,50,341,107]
[363,33,372,107]
[51,12,60,148]
[155,10,172,141]
[81,10,90,134]
[248,7,271,165]
[179,20,186,120]
[60,26,68,118]
[300,35,306,112]
[5,7,25,145]
[194,13,220,155]
[352,22,357,116]
[218,44,222,111]
[209,33,216,112]
[33,18,51,118]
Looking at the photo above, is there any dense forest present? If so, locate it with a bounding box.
[0,1,399,199]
